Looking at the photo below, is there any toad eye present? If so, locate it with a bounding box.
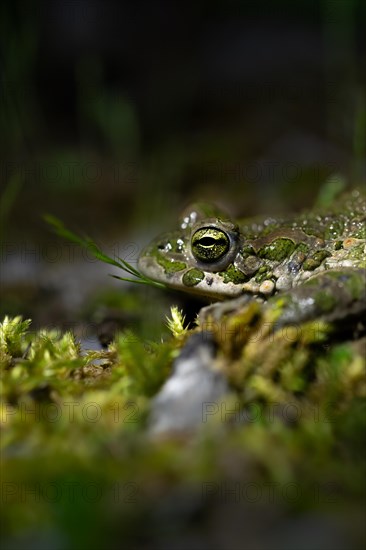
[191,227,230,262]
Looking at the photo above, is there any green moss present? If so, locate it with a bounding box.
[0,316,31,362]
[335,398,366,456]
[1,302,366,548]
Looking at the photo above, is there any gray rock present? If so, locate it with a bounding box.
[149,332,229,436]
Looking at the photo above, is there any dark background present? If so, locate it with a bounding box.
[1,0,365,333]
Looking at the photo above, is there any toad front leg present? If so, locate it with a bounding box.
[199,269,366,335]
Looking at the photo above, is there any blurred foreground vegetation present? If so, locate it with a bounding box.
[1,311,365,549]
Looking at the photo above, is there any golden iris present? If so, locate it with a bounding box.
[191,227,230,262]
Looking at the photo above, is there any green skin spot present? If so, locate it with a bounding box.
[296,243,309,254]
[334,241,343,250]
[258,238,296,262]
[324,220,344,240]
[183,268,204,287]
[326,270,366,300]
[255,266,270,283]
[219,264,248,284]
[255,274,266,284]
[353,227,366,239]
[138,190,365,317]
[156,253,186,275]
[350,244,366,262]
[241,244,255,257]
[170,240,184,253]
[302,250,331,271]
[314,290,337,313]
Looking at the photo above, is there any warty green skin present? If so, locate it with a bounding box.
[138,190,366,324]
